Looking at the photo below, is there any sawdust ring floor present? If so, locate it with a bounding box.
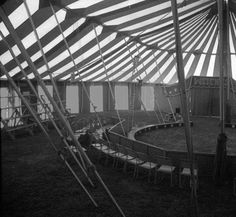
[135,117,236,155]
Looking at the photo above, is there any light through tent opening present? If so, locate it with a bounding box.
[0,87,22,127]
[90,85,103,112]
[10,90,21,126]
[0,87,9,128]
[115,85,128,110]
[66,85,79,113]
[37,85,53,120]
[141,85,154,111]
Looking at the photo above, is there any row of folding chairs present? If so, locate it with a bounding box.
[91,142,198,188]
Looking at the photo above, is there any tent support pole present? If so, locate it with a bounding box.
[0,62,98,208]
[0,6,89,171]
[49,4,111,142]
[0,30,95,187]
[213,0,228,187]
[1,8,126,214]
[218,0,225,133]
[92,24,126,136]
[23,0,66,114]
[49,4,126,217]
[170,1,199,217]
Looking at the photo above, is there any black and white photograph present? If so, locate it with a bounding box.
[1,0,236,216]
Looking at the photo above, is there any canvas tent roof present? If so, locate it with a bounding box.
[0,0,235,84]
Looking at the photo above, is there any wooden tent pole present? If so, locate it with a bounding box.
[0,62,98,208]
[0,6,89,171]
[213,0,228,187]
[218,0,225,133]
[170,1,198,217]
[23,0,66,114]
[92,24,126,136]
[49,4,127,217]
[226,0,231,101]
[0,30,95,187]
[0,7,126,217]
[48,4,111,142]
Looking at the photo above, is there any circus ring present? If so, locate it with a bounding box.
[107,116,236,180]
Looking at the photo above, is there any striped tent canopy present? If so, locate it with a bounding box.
[0,0,235,84]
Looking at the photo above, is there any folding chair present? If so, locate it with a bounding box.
[178,160,198,189]
[124,148,145,177]
[154,157,176,186]
[135,152,157,182]
[114,145,136,173]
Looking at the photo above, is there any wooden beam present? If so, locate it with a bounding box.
[170,0,199,217]
[217,0,225,133]
[0,6,88,168]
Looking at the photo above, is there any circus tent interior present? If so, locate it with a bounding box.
[1,0,236,217]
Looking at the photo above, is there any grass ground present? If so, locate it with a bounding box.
[1,114,236,217]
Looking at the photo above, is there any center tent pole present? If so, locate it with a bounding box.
[0,30,95,187]
[217,0,225,134]
[0,62,98,208]
[170,1,198,217]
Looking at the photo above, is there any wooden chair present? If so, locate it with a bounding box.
[103,142,119,166]
[178,160,198,189]
[124,148,145,177]
[113,144,132,169]
[135,151,157,182]
[154,157,176,186]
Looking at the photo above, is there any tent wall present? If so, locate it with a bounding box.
[128,83,141,111]
[141,85,155,111]
[114,84,129,110]
[1,77,236,118]
[66,84,79,113]
[191,87,220,116]
[103,82,115,112]
[90,84,103,112]
[191,76,236,117]
[55,81,66,110]
[79,82,90,113]
[154,84,182,114]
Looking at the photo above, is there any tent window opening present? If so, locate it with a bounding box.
[115,85,128,110]
[90,85,103,112]
[0,87,22,128]
[141,86,154,111]
[66,85,79,113]
[1,87,10,128]
[37,85,53,120]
